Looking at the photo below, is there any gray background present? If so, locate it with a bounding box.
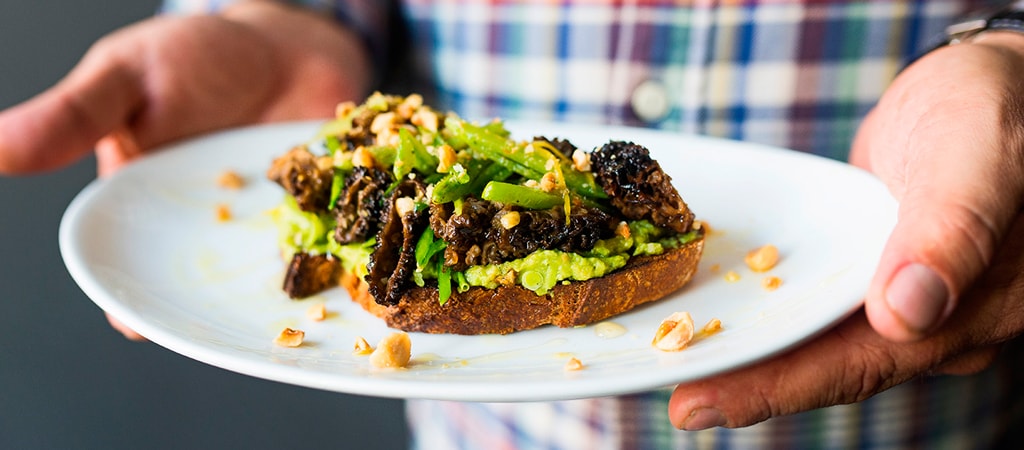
[0,2,409,448]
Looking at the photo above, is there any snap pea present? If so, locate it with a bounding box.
[444,118,607,199]
[431,159,513,204]
[481,181,563,210]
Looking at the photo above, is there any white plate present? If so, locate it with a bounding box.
[60,120,896,402]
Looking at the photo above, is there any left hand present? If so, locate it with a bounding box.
[668,31,1024,430]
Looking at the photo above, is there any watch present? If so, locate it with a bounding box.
[944,1,1024,44]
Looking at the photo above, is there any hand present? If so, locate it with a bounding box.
[0,0,369,176]
[668,31,1024,430]
[0,0,371,339]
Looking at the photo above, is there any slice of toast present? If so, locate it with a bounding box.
[339,236,704,335]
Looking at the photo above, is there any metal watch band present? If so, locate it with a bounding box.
[946,1,1024,44]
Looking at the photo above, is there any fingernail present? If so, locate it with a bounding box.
[885,263,950,333]
[680,407,726,431]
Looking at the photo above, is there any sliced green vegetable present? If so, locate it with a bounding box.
[414,227,447,269]
[327,169,344,210]
[481,181,562,210]
[437,259,452,305]
[323,135,342,156]
[445,118,606,199]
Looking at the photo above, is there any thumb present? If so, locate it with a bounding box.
[862,127,1024,342]
[0,47,142,175]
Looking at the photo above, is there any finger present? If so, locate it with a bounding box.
[96,128,143,178]
[106,312,147,342]
[862,117,1024,342]
[668,312,938,430]
[0,47,143,175]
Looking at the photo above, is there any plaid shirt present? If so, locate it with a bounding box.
[164,1,1023,448]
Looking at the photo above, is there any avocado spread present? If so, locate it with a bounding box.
[272,196,698,296]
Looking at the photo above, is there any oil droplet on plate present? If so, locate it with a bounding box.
[593,321,627,339]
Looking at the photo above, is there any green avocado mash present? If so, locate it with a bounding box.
[464,220,698,295]
[269,196,374,277]
[272,196,699,297]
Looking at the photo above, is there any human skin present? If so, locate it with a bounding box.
[1,0,1021,430]
[668,31,1024,430]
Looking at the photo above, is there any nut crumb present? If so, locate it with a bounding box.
[306,303,327,321]
[571,149,591,172]
[615,221,631,239]
[369,332,412,369]
[500,211,521,229]
[745,245,779,272]
[353,336,373,355]
[217,170,245,189]
[709,263,721,273]
[702,318,723,335]
[274,328,304,347]
[762,276,783,291]
[564,357,584,371]
[652,311,695,352]
[539,172,558,192]
[215,204,232,222]
[724,270,741,282]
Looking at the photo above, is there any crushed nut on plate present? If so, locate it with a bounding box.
[217,170,246,189]
[369,332,412,369]
[702,318,723,335]
[353,336,373,355]
[273,328,305,347]
[762,276,783,291]
[652,312,695,352]
[745,244,780,272]
[306,303,327,321]
[564,357,584,371]
[215,204,232,222]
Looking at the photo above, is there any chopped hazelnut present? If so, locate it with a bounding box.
[539,172,558,192]
[564,357,584,371]
[571,149,591,172]
[370,111,397,135]
[615,221,631,239]
[273,328,305,347]
[369,332,412,369]
[496,269,517,286]
[702,318,723,335]
[724,270,741,282]
[652,312,695,352]
[500,211,521,229]
[335,101,356,119]
[436,144,457,173]
[745,244,779,273]
[353,336,373,356]
[306,303,327,321]
[411,108,439,132]
[762,276,783,291]
[215,204,232,222]
[352,146,377,168]
[217,170,245,189]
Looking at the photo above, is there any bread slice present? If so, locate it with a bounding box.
[339,235,704,335]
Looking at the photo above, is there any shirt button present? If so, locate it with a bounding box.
[630,79,671,123]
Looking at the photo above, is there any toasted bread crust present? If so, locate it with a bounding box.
[339,235,704,335]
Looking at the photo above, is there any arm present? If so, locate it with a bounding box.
[0,0,371,176]
[669,31,1024,429]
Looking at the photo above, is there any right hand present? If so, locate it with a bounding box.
[0,1,371,339]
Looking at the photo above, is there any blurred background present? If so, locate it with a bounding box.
[0,2,409,448]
